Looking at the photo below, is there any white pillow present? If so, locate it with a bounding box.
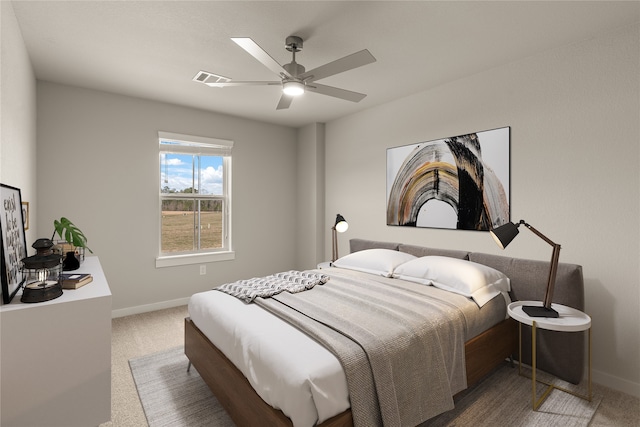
[332,249,416,277]
[393,256,510,307]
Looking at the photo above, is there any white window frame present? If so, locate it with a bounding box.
[156,131,234,268]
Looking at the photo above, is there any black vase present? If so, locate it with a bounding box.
[63,251,80,271]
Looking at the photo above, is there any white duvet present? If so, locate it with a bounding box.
[188,288,350,427]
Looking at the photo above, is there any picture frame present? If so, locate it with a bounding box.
[387,127,510,231]
[1,184,28,304]
[22,201,29,230]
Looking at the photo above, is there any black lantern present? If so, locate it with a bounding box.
[21,238,63,303]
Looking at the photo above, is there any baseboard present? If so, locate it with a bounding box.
[593,368,640,398]
[111,297,190,318]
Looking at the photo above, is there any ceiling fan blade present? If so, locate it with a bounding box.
[276,94,294,110]
[300,49,376,82]
[306,83,367,103]
[231,37,292,78]
[203,81,281,87]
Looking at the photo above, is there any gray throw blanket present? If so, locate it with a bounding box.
[255,269,467,427]
[215,270,329,303]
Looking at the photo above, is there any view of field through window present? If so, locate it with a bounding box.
[161,210,223,252]
[160,148,225,253]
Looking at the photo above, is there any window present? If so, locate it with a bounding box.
[156,132,233,267]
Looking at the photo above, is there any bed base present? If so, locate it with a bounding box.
[185,316,516,427]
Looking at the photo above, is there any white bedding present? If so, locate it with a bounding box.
[188,267,508,427]
[188,285,350,426]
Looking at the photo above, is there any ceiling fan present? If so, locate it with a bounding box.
[193,36,376,110]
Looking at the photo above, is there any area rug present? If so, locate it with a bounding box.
[129,347,234,427]
[130,346,600,427]
[424,363,601,426]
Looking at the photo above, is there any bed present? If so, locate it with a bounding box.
[185,238,585,427]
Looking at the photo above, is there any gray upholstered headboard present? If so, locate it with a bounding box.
[349,238,586,384]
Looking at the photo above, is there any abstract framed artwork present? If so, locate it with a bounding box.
[1,184,28,304]
[387,127,510,231]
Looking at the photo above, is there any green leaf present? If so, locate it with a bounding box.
[53,217,93,253]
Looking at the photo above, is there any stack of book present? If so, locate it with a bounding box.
[60,273,93,289]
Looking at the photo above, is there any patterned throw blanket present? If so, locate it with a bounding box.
[215,270,329,303]
[255,269,467,427]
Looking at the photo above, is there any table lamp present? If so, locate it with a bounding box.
[331,214,349,262]
[490,219,561,318]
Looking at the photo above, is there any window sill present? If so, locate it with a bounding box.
[155,251,235,268]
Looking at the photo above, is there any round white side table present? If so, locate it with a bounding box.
[507,300,592,410]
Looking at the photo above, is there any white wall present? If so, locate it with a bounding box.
[324,24,640,396]
[35,82,298,314]
[295,123,326,269]
[1,1,38,245]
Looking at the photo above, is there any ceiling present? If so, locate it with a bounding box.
[10,1,640,128]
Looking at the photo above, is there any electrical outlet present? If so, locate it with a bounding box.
[199,265,206,275]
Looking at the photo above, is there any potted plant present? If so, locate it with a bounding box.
[51,217,93,270]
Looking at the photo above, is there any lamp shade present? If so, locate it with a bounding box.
[334,214,348,233]
[490,221,520,249]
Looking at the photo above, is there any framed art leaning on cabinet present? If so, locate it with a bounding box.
[1,184,28,304]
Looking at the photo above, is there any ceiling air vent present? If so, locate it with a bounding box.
[193,71,231,85]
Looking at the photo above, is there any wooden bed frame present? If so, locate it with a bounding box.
[185,316,517,427]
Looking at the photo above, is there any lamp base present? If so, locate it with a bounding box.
[523,305,559,318]
[21,282,63,303]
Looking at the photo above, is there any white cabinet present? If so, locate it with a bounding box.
[1,256,112,426]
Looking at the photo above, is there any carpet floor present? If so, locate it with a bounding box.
[130,346,601,427]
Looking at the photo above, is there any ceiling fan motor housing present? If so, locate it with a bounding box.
[284,61,305,77]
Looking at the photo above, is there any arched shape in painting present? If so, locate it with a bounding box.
[416,199,457,229]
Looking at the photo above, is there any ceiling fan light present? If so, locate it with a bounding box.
[283,81,305,96]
